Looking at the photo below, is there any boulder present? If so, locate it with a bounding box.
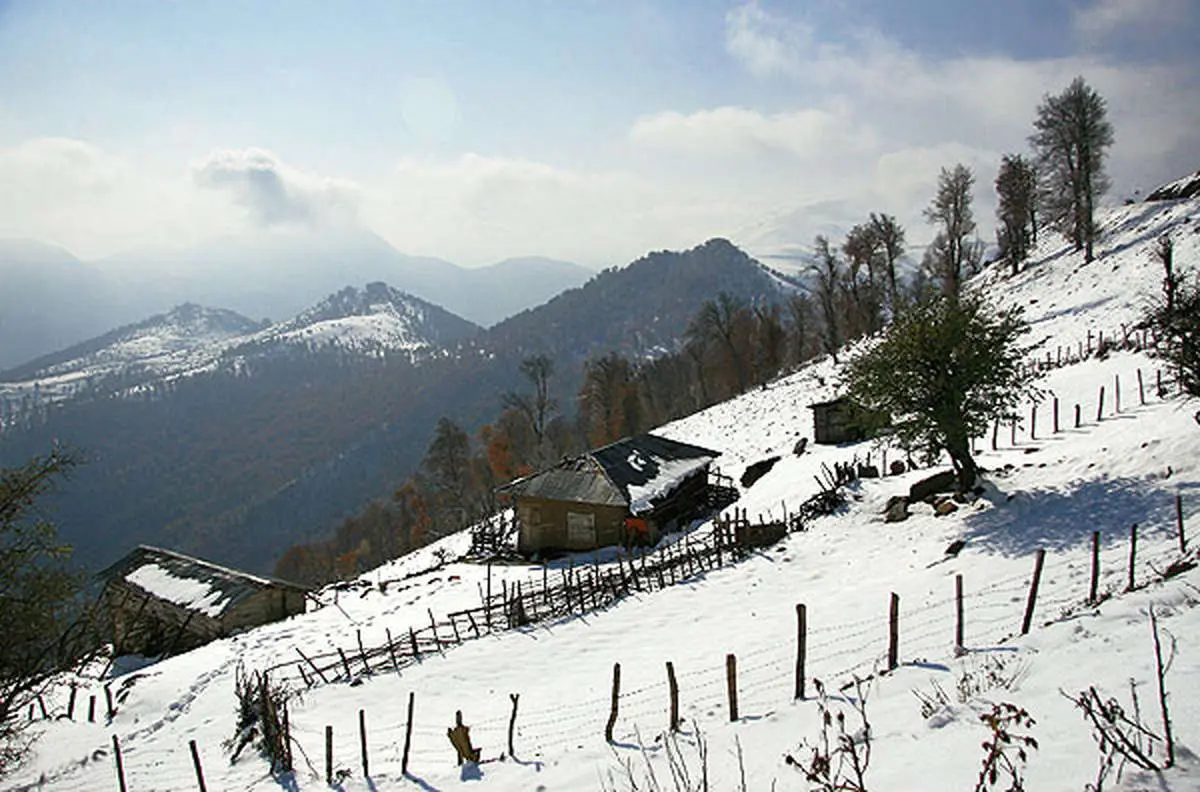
[934,499,959,516]
[741,456,781,489]
[889,460,907,476]
[793,437,809,456]
[909,470,957,502]
[883,495,909,523]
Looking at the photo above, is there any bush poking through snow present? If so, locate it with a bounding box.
[600,723,739,792]
[913,654,1029,720]
[227,663,293,774]
[784,677,872,791]
[972,702,1037,792]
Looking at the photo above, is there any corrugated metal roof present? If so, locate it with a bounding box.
[500,434,719,509]
[97,545,307,619]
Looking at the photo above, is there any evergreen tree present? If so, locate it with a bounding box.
[845,295,1036,491]
[923,164,978,298]
[1146,234,1200,408]
[995,154,1038,276]
[1029,76,1114,263]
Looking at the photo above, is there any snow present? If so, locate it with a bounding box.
[627,455,715,514]
[124,564,232,619]
[6,195,1200,791]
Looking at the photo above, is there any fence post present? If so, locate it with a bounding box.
[338,648,353,681]
[1030,404,1037,440]
[1178,494,1187,553]
[189,739,208,792]
[666,662,680,732]
[1010,420,1017,446]
[508,694,520,757]
[1090,531,1101,605]
[726,654,739,722]
[795,604,807,700]
[1021,550,1046,636]
[1138,369,1145,405]
[1075,404,1081,428]
[66,684,76,720]
[325,725,333,785]
[428,608,443,654]
[112,734,127,792]
[1115,374,1121,413]
[1096,386,1105,421]
[359,708,369,778]
[1127,523,1138,592]
[1053,397,1060,433]
[104,684,115,721]
[88,695,96,723]
[605,662,621,742]
[356,630,370,675]
[402,692,415,776]
[991,419,999,450]
[486,561,493,630]
[887,593,900,671]
[955,574,964,652]
[409,628,420,659]
[296,647,329,684]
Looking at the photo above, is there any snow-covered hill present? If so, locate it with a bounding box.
[6,192,1200,791]
[0,284,480,422]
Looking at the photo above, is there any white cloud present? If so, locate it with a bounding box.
[193,148,360,230]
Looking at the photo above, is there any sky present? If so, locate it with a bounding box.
[1,0,1197,268]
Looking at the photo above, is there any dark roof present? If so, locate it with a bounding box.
[500,433,719,512]
[808,396,852,410]
[97,545,307,619]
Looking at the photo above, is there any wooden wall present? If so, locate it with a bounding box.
[515,497,630,554]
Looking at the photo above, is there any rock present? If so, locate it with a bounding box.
[908,470,957,502]
[889,460,907,476]
[944,539,966,557]
[793,437,809,456]
[857,464,880,478]
[883,495,909,522]
[741,456,781,488]
[935,500,959,516]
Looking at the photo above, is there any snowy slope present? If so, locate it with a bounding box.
[6,194,1200,792]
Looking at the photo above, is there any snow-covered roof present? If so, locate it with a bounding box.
[98,545,307,620]
[500,433,718,515]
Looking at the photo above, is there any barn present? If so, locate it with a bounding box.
[97,545,309,657]
[499,434,726,555]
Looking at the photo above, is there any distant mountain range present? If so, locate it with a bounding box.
[0,237,790,575]
[0,230,592,370]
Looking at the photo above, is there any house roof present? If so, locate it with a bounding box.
[500,433,719,514]
[808,396,852,410]
[97,545,307,620]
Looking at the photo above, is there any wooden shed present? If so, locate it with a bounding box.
[97,545,308,657]
[499,434,723,555]
[809,396,869,445]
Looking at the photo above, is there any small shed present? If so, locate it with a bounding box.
[97,545,308,657]
[499,434,721,555]
[809,396,868,445]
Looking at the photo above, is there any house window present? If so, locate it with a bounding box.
[567,511,596,545]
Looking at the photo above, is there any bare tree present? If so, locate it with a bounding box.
[812,235,843,361]
[1029,76,1114,263]
[995,154,1038,276]
[869,212,906,313]
[923,164,977,298]
[501,354,558,465]
[686,292,749,393]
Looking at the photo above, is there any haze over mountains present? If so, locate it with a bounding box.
[0,230,592,371]
[0,237,790,574]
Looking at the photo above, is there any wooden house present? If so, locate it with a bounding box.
[809,396,869,445]
[97,545,308,657]
[499,434,722,555]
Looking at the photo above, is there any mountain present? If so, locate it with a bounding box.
[0,238,788,575]
[0,239,125,370]
[0,230,591,372]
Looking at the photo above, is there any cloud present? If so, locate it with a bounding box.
[1073,0,1189,44]
[193,148,359,229]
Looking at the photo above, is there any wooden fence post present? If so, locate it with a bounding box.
[104,684,115,721]
[1053,397,1060,433]
[356,630,370,675]
[428,608,443,654]
[88,695,96,723]
[189,739,207,792]
[1096,386,1105,421]
[325,725,333,785]
[508,694,520,757]
[1030,404,1037,440]
[991,419,999,450]
[795,604,807,700]
[385,629,400,673]
[1090,531,1101,605]
[605,663,621,742]
[112,734,127,792]
[296,647,329,684]
[666,662,680,732]
[1177,494,1186,553]
[1127,523,1138,592]
[1137,369,1145,405]
[1021,549,1046,636]
[359,708,369,778]
[1075,404,1081,428]
[402,692,415,776]
[955,574,964,652]
[338,648,353,681]
[486,561,493,630]
[887,593,900,671]
[1010,420,1017,446]
[726,654,739,722]
[1114,374,1121,413]
[410,627,420,658]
